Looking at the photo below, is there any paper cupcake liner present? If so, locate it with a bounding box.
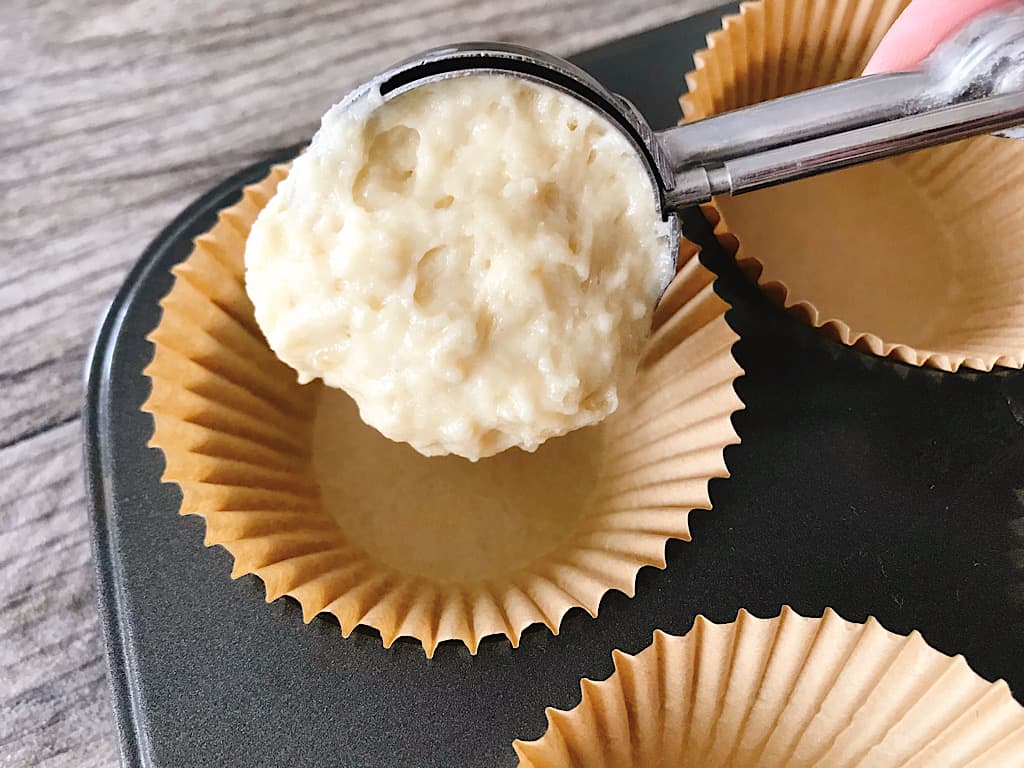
[143,167,744,656]
[680,0,1024,373]
[514,607,1024,767]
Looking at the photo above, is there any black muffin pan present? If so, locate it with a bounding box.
[85,4,1024,766]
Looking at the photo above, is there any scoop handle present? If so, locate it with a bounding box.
[664,90,1024,206]
[658,1,1024,208]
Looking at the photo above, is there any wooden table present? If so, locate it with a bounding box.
[0,0,723,764]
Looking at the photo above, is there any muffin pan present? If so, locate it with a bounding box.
[85,4,1024,766]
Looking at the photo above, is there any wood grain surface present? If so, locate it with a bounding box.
[0,1,722,764]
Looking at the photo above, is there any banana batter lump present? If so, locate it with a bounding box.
[246,75,673,460]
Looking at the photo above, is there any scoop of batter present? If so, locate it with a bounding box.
[245,74,673,461]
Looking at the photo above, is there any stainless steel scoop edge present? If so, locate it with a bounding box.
[360,3,1024,211]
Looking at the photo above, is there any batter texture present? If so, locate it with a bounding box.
[246,75,673,460]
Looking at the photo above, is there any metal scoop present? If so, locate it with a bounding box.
[338,2,1024,253]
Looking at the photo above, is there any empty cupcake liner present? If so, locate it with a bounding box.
[513,607,1024,767]
[143,165,745,656]
[680,0,1024,373]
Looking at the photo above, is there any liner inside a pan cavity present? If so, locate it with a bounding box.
[681,0,1024,372]
[143,165,744,657]
[513,607,1024,767]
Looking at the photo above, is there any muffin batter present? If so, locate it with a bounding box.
[246,75,673,460]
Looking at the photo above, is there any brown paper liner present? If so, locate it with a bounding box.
[142,166,744,656]
[680,0,1024,373]
[514,607,1024,767]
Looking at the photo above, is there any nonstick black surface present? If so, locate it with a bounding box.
[86,5,1024,766]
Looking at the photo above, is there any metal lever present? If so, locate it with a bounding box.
[668,90,1024,205]
[657,1,1024,207]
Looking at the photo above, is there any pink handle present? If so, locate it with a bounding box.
[864,0,1010,74]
